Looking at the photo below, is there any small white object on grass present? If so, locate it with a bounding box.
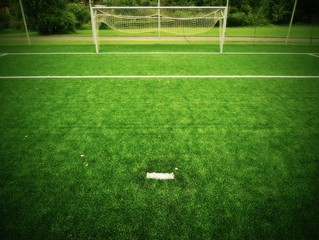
[146,172,175,180]
[80,154,85,157]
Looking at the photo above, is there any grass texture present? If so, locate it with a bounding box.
[97,24,319,38]
[1,24,319,39]
[0,43,318,54]
[0,45,319,239]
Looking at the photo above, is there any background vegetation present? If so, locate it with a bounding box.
[0,0,319,34]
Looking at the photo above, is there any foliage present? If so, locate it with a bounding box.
[0,12,10,30]
[0,0,22,30]
[22,0,76,34]
[227,12,249,26]
[1,0,319,34]
[36,11,76,35]
[67,3,90,29]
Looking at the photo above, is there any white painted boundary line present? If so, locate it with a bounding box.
[4,52,96,55]
[103,52,319,55]
[1,75,319,79]
[3,52,319,56]
[0,53,7,57]
[308,53,319,58]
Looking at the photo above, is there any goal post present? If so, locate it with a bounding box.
[90,5,228,53]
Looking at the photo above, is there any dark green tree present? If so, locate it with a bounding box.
[2,0,317,33]
[24,0,76,34]
[67,2,90,28]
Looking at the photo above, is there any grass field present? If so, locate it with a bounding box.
[0,44,319,239]
[1,24,319,39]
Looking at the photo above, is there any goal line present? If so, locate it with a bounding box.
[1,75,319,79]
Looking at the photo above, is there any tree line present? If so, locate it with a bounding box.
[0,0,318,34]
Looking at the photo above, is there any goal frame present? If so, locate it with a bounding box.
[90,5,228,53]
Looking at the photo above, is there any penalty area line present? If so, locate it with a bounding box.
[0,53,8,57]
[308,53,319,58]
[1,75,319,79]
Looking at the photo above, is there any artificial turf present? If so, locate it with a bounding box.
[1,43,319,54]
[2,24,318,38]
[0,45,319,239]
[0,51,319,77]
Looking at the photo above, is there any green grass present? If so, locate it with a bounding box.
[1,44,319,54]
[1,24,319,38]
[1,50,319,77]
[0,45,319,239]
[1,24,318,47]
[224,24,319,38]
[49,24,319,39]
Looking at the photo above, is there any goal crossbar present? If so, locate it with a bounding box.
[90,5,228,53]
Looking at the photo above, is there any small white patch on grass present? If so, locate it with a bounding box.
[146,172,175,180]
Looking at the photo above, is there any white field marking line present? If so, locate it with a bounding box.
[103,52,319,55]
[0,53,8,57]
[7,52,96,55]
[1,75,319,79]
[308,53,319,58]
[5,52,319,56]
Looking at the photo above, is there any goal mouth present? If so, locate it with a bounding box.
[95,8,224,35]
[90,5,228,53]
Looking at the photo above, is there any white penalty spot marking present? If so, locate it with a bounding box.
[146,172,175,180]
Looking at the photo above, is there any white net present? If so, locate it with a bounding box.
[95,7,223,35]
[91,6,227,53]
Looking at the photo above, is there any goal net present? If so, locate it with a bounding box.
[90,6,228,53]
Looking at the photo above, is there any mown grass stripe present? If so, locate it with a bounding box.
[1,75,319,79]
[3,52,319,55]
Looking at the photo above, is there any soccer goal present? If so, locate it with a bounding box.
[90,4,228,53]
